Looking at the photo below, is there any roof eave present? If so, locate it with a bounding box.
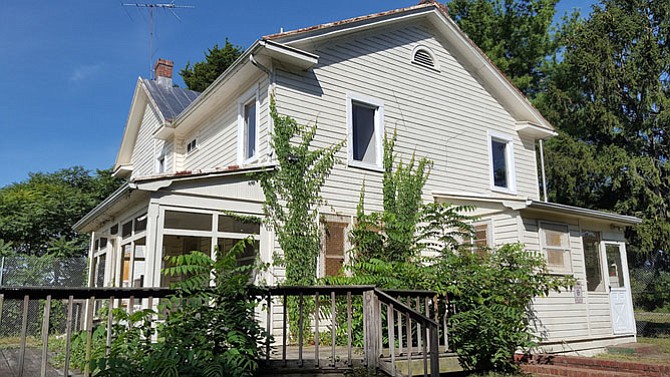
[525,200,643,226]
[73,183,134,232]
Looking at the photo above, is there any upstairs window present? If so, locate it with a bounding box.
[156,155,165,174]
[238,88,260,164]
[186,139,197,154]
[347,93,384,170]
[488,132,516,193]
[244,101,257,160]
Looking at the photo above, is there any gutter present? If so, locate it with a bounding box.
[72,183,134,232]
[432,191,642,226]
[525,200,643,226]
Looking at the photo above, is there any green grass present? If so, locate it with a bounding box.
[638,336,670,354]
[0,335,70,369]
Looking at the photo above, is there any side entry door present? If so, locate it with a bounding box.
[606,242,635,334]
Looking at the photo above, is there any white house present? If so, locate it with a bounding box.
[74,1,641,355]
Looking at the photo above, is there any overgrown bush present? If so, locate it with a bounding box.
[328,130,574,373]
[436,243,574,372]
[84,238,268,377]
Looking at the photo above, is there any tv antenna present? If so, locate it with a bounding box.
[122,2,194,78]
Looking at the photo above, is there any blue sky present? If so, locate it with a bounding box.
[0,0,596,187]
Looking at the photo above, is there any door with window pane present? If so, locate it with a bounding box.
[606,242,635,334]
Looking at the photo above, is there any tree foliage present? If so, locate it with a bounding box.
[0,167,122,256]
[537,0,670,261]
[180,39,243,92]
[447,0,566,97]
[350,131,431,263]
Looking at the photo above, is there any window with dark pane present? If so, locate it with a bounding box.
[583,231,605,292]
[491,139,508,188]
[244,101,257,160]
[352,102,377,164]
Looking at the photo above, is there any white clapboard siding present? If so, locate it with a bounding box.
[588,294,613,336]
[274,21,539,217]
[492,213,521,246]
[182,77,271,172]
[131,103,161,179]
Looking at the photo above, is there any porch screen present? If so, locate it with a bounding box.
[583,231,605,292]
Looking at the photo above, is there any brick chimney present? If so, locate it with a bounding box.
[154,58,174,87]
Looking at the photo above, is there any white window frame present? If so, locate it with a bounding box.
[186,138,198,155]
[487,131,516,194]
[346,92,384,171]
[237,87,260,164]
[540,221,573,274]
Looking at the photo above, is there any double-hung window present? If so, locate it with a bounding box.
[238,88,259,164]
[488,131,516,193]
[347,93,383,170]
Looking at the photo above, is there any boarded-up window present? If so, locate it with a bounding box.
[472,222,490,256]
[541,223,572,274]
[323,219,348,277]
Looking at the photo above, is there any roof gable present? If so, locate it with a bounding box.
[113,79,200,177]
[264,2,554,133]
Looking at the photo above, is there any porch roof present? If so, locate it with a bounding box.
[432,191,642,226]
[73,164,274,233]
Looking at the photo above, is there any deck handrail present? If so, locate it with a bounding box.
[0,285,448,377]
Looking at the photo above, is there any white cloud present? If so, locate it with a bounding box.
[69,64,103,82]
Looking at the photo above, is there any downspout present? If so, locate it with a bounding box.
[539,138,548,202]
[250,54,272,77]
[250,53,276,161]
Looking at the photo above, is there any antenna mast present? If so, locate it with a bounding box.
[122,2,194,78]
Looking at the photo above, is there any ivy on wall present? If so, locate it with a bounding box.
[257,97,343,286]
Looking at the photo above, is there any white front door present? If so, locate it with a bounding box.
[606,242,635,334]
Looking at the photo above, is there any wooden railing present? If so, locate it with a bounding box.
[0,286,450,377]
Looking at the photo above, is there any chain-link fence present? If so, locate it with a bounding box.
[0,255,87,338]
[631,266,670,337]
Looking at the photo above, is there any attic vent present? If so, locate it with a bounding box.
[411,46,439,71]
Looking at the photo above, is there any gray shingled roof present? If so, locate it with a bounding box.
[143,79,200,121]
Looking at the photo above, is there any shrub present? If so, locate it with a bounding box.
[88,238,269,377]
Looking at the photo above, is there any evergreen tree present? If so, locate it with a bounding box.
[180,39,243,92]
[447,0,565,97]
[537,0,670,260]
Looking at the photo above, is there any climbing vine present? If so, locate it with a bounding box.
[257,96,343,286]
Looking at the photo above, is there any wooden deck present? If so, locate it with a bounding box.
[265,346,464,377]
[0,348,83,377]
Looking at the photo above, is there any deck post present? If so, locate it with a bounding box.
[363,290,380,372]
